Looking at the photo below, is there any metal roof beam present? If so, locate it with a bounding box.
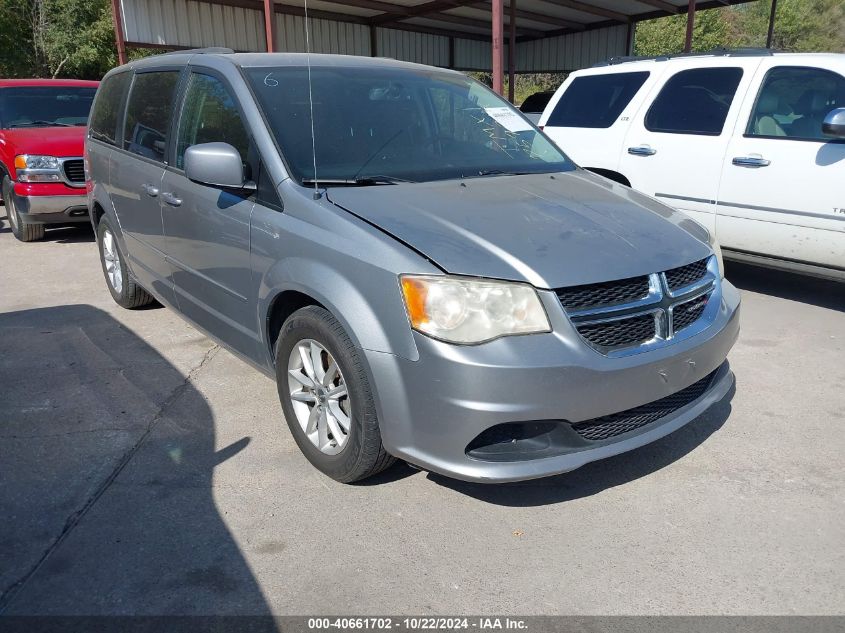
[533,0,629,22]
[635,0,680,13]
[368,0,480,25]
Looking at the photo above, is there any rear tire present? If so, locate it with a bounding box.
[3,176,45,242]
[275,306,395,483]
[97,216,154,309]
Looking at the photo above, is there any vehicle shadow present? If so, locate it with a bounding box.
[0,305,276,622]
[724,260,844,312]
[426,382,735,507]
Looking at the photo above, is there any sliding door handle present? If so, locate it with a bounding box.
[161,192,182,207]
[732,156,770,168]
[627,145,656,156]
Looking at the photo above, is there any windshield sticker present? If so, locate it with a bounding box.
[483,107,532,133]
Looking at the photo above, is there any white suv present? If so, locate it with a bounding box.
[539,50,845,281]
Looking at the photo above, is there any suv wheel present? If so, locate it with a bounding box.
[3,176,45,242]
[97,216,154,309]
[275,306,395,482]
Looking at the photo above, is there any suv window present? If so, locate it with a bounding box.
[645,67,743,135]
[0,86,96,129]
[89,72,131,145]
[175,73,250,170]
[519,91,553,114]
[746,66,845,141]
[123,71,181,162]
[546,72,649,128]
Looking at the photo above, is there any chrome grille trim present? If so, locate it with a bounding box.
[58,157,86,188]
[559,256,721,357]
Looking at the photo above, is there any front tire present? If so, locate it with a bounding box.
[3,176,44,242]
[275,306,395,483]
[97,216,154,309]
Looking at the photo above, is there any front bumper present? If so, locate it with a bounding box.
[366,280,740,483]
[10,182,88,224]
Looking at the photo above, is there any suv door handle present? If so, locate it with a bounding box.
[161,192,182,207]
[732,156,771,168]
[141,183,159,197]
[627,145,656,156]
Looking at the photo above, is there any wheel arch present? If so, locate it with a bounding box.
[584,168,631,187]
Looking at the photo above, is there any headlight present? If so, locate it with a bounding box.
[14,155,62,183]
[15,155,60,170]
[400,275,551,344]
[707,231,725,279]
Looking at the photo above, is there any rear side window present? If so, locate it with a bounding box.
[546,72,649,128]
[645,67,743,135]
[89,72,131,145]
[123,71,181,162]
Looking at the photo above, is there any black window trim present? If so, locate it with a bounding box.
[644,66,744,137]
[115,65,188,169]
[743,64,845,144]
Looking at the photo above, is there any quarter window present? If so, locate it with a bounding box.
[175,73,250,170]
[546,72,650,128]
[746,66,845,141]
[645,67,743,135]
[123,71,181,162]
[89,72,131,145]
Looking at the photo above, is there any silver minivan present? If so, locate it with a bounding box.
[86,50,740,483]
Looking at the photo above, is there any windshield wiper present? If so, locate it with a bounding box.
[473,169,532,177]
[10,120,73,128]
[301,175,414,186]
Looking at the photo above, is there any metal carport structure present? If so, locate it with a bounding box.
[111,0,763,101]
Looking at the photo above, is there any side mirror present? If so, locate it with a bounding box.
[184,142,254,190]
[822,108,845,139]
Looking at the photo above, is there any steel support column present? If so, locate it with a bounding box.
[492,0,504,95]
[508,0,516,103]
[766,0,778,48]
[264,0,277,52]
[110,0,127,66]
[683,0,695,53]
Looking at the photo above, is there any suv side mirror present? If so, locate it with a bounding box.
[184,142,255,190]
[822,108,845,139]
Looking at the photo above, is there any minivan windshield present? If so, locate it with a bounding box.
[0,87,96,128]
[246,66,574,184]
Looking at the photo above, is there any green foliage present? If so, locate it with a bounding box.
[469,71,567,106]
[0,0,116,79]
[634,0,845,57]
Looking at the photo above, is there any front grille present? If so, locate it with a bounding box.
[577,313,656,348]
[672,293,711,333]
[571,370,717,441]
[62,159,85,184]
[556,275,649,311]
[664,258,708,292]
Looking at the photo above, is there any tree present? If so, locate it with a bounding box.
[634,0,845,57]
[0,0,116,79]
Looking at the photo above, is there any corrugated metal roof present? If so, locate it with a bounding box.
[120,0,758,72]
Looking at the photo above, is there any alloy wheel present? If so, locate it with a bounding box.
[102,229,123,293]
[287,339,351,455]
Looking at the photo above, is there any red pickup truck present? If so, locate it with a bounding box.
[1,79,98,242]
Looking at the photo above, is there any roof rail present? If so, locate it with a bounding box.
[162,47,235,56]
[593,47,774,67]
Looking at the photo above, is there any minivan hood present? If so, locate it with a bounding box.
[326,170,712,289]
[0,126,86,158]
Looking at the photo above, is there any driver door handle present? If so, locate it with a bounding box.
[141,183,159,197]
[627,145,656,156]
[732,156,771,168]
[161,192,182,207]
